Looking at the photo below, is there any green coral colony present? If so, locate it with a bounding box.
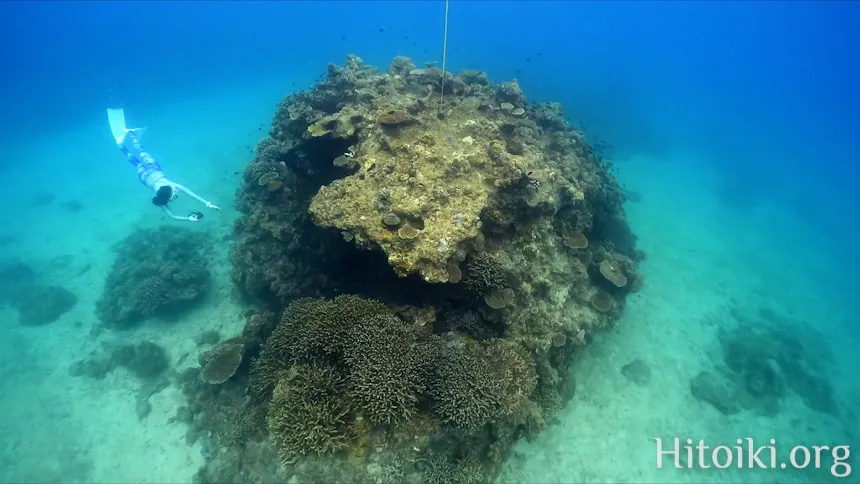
[184,55,643,483]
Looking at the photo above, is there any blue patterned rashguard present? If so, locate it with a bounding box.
[120,131,167,190]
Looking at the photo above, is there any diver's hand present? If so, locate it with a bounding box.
[188,212,204,222]
[205,201,220,210]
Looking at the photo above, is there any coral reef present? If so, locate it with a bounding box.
[252,297,538,435]
[177,310,280,442]
[188,55,642,483]
[253,295,390,379]
[429,338,537,429]
[462,251,508,298]
[250,297,423,427]
[267,363,355,462]
[176,295,543,481]
[96,226,211,328]
[342,313,425,426]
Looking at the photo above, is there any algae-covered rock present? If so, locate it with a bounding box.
[265,55,639,352]
[295,58,594,283]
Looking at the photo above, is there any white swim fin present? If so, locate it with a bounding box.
[107,108,146,145]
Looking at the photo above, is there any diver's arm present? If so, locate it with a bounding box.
[174,184,220,210]
[161,205,199,222]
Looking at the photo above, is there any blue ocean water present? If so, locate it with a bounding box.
[0,1,857,483]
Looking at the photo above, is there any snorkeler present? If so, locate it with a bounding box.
[107,108,220,222]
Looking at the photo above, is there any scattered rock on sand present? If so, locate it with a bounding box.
[690,370,742,415]
[620,359,652,386]
[13,284,78,326]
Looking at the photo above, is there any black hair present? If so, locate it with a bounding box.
[152,185,173,206]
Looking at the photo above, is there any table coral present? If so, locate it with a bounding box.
[200,342,244,384]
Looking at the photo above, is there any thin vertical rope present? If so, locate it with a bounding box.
[440,0,449,108]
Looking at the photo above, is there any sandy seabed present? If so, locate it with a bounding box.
[0,86,856,484]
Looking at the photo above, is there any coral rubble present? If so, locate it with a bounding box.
[193,55,642,483]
